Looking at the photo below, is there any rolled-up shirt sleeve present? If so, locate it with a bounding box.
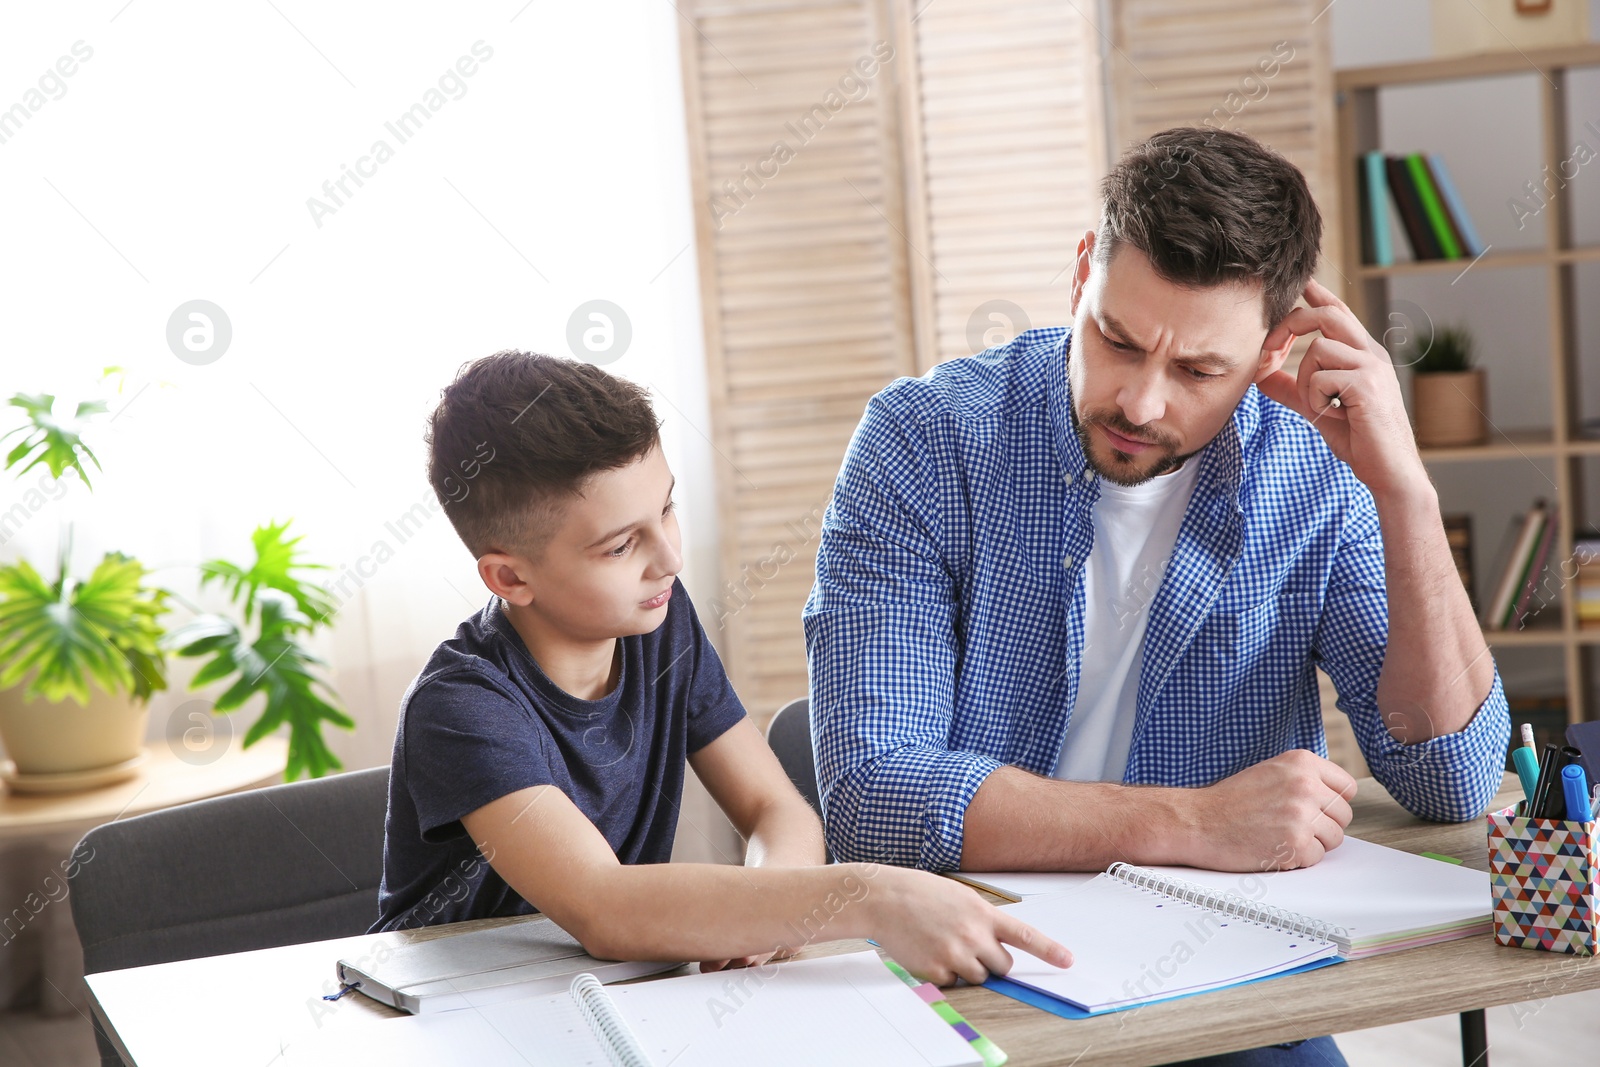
[803,396,1000,870]
[1313,490,1511,822]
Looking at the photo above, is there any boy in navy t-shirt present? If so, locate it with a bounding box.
[374,351,1070,984]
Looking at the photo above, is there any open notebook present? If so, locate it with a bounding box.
[979,837,1492,1017]
[288,951,996,1067]
[990,868,1342,1016]
[958,836,1492,960]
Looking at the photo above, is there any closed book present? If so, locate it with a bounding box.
[1510,504,1558,628]
[337,917,680,1014]
[1385,156,1442,260]
[1357,157,1375,266]
[1406,154,1463,259]
[1426,153,1483,257]
[1483,504,1545,631]
[1364,152,1395,267]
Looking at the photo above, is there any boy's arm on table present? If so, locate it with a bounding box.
[460,782,1072,987]
[685,717,827,970]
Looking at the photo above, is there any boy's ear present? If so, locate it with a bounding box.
[478,552,536,606]
[1069,230,1095,316]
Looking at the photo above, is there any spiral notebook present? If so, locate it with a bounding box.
[957,836,1492,962]
[986,864,1345,1016]
[286,950,995,1067]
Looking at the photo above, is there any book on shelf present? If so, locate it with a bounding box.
[1406,153,1463,259]
[1384,155,1442,260]
[1426,154,1483,257]
[1480,501,1557,632]
[1576,533,1600,629]
[1358,151,1481,264]
[1509,504,1558,629]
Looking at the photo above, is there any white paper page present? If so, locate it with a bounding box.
[999,875,1337,1013]
[606,950,980,1067]
[278,988,611,1066]
[951,871,1099,898]
[1136,837,1490,946]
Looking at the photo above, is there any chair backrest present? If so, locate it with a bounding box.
[765,697,820,816]
[71,765,389,977]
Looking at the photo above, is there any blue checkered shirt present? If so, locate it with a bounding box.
[803,327,1510,871]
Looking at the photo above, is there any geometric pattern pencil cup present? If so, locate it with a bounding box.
[1487,805,1598,956]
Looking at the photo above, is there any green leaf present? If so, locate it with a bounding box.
[2,391,106,487]
[170,589,351,779]
[0,552,168,704]
[198,520,334,626]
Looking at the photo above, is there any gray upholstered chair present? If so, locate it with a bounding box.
[765,697,820,817]
[70,765,389,1065]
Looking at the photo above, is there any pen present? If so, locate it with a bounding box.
[1563,764,1593,823]
[1529,744,1561,819]
[1513,723,1541,805]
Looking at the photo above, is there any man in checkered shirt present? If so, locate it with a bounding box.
[805,126,1508,897]
[804,126,1509,1065]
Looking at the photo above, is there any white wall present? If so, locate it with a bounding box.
[0,3,730,853]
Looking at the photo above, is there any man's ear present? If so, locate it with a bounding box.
[1254,317,1298,384]
[1069,230,1096,316]
[478,551,537,606]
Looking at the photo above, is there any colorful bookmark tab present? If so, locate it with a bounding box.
[882,957,1007,1067]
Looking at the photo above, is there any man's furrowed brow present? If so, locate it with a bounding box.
[1099,311,1142,347]
[1179,352,1241,371]
[1101,311,1238,368]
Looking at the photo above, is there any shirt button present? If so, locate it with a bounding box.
[1084,469,1097,482]
[1063,472,1073,487]
[1063,554,1075,570]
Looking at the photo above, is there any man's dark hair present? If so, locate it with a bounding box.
[1095,127,1322,327]
[426,351,660,558]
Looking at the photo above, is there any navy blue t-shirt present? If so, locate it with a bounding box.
[372,578,745,933]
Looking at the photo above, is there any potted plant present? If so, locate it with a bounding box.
[1411,324,1487,448]
[0,382,352,790]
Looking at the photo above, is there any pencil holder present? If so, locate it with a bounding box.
[1487,805,1598,956]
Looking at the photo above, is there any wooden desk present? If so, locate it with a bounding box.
[85,774,1600,1067]
[0,738,286,1015]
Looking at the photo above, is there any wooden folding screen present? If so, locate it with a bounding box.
[680,1,1334,720]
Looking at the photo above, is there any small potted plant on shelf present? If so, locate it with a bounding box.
[0,380,353,792]
[1410,324,1487,448]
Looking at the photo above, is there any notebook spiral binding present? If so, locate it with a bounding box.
[1107,862,1342,943]
[571,973,654,1067]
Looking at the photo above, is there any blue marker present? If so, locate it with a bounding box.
[1562,764,1593,824]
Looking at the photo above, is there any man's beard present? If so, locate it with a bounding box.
[1072,407,1197,487]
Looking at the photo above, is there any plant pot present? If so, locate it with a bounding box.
[1413,368,1488,448]
[0,686,150,780]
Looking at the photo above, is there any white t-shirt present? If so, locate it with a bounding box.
[1052,457,1202,782]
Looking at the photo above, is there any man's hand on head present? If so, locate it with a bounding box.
[1256,279,1429,502]
[1182,750,1359,873]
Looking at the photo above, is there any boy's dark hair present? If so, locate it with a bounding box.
[426,351,660,558]
[1095,127,1322,327]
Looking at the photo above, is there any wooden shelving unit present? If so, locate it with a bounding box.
[1335,44,1600,725]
